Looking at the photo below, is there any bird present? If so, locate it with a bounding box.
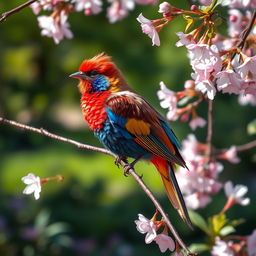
[69,53,192,228]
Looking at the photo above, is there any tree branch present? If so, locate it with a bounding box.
[230,9,256,61]
[206,99,213,162]
[0,0,37,23]
[0,117,195,256]
[214,140,256,155]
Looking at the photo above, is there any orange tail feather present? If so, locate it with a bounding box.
[150,156,193,229]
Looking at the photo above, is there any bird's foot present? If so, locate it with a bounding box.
[122,155,145,177]
[114,156,127,168]
[123,163,133,177]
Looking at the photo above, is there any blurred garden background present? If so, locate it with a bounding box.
[0,0,255,255]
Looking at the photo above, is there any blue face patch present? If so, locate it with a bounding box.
[92,75,110,92]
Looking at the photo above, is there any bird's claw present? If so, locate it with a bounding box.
[114,156,127,168]
[123,164,133,177]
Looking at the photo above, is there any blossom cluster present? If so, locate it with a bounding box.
[137,1,256,102]
[157,80,206,130]
[30,0,158,44]
[134,213,177,253]
[175,134,245,210]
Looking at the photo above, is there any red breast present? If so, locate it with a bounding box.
[80,91,111,130]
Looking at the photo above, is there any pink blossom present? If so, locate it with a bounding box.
[154,234,175,253]
[216,69,243,95]
[38,12,73,44]
[134,214,157,244]
[22,173,41,200]
[157,81,178,120]
[188,44,222,100]
[184,80,195,89]
[243,81,256,95]
[176,134,223,209]
[224,181,250,206]
[221,0,256,8]
[135,0,158,4]
[175,32,196,47]
[73,0,102,15]
[185,193,212,210]
[158,2,171,16]
[137,13,160,46]
[30,0,54,14]
[247,229,256,256]
[107,0,134,23]
[219,146,240,164]
[211,237,235,256]
[238,94,256,106]
[194,79,216,100]
[228,9,246,38]
[198,0,212,5]
[237,55,256,79]
[189,116,206,130]
[30,2,42,14]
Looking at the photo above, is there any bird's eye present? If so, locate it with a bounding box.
[86,70,99,77]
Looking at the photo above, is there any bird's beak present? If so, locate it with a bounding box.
[69,71,88,80]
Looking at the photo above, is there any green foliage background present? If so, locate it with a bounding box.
[0,0,255,255]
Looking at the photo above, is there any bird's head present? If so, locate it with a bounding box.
[70,53,128,94]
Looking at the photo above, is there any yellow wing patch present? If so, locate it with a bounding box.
[125,118,151,135]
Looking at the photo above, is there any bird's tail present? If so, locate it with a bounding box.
[150,156,193,229]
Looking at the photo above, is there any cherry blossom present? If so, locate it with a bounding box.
[237,55,256,80]
[218,146,240,164]
[175,32,196,47]
[176,134,223,209]
[135,0,158,4]
[137,13,160,46]
[158,2,171,16]
[189,116,206,130]
[187,44,222,100]
[30,0,55,14]
[38,11,73,44]
[154,234,175,253]
[238,93,256,106]
[157,81,178,120]
[211,237,235,256]
[247,229,256,256]
[224,181,250,206]
[184,193,211,210]
[221,0,256,8]
[216,69,243,95]
[73,0,102,15]
[107,0,135,23]
[228,9,246,38]
[134,214,157,244]
[22,173,42,200]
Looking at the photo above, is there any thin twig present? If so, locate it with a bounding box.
[0,0,37,23]
[206,99,213,162]
[214,140,256,155]
[230,9,256,61]
[0,116,195,256]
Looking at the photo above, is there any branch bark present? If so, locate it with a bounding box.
[0,0,37,23]
[0,117,195,256]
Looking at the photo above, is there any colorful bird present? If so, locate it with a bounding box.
[70,53,192,228]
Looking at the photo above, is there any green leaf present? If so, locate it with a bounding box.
[219,225,236,236]
[188,210,209,234]
[210,213,227,235]
[207,26,216,39]
[44,222,70,237]
[183,15,195,32]
[247,119,256,135]
[189,243,210,253]
[229,218,245,227]
[35,209,50,230]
